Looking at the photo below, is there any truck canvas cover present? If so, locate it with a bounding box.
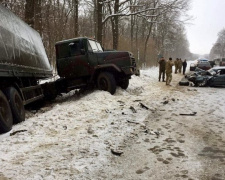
[0,4,52,78]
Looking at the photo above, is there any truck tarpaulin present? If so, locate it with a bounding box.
[0,4,52,78]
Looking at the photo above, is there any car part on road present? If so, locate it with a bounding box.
[139,103,149,110]
[10,130,27,136]
[129,106,137,113]
[179,80,190,86]
[180,112,197,116]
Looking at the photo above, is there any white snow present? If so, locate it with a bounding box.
[0,64,225,179]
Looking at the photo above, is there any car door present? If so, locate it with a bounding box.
[213,70,225,86]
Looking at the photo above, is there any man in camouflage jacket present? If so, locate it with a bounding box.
[166,57,174,85]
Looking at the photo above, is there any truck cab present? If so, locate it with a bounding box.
[55,37,137,94]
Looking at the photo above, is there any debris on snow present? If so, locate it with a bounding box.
[130,106,137,113]
[111,149,123,156]
[139,103,149,110]
[10,130,27,136]
[180,112,197,116]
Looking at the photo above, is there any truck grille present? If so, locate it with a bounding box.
[131,57,136,67]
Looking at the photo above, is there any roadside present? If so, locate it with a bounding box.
[0,67,225,180]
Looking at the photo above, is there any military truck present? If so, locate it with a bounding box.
[0,5,137,133]
[53,37,136,96]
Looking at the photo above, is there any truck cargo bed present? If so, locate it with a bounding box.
[0,5,52,78]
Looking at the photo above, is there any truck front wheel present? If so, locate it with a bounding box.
[97,72,116,95]
[5,87,25,124]
[119,79,129,89]
[0,90,13,133]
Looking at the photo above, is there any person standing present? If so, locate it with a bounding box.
[174,58,179,74]
[158,57,166,82]
[178,58,183,73]
[165,57,174,85]
[183,59,187,75]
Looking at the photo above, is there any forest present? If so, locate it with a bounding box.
[0,0,192,69]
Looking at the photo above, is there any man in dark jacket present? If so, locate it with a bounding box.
[183,59,187,75]
[158,57,166,81]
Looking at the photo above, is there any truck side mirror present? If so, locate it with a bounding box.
[80,49,85,55]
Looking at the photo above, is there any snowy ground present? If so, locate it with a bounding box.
[0,64,225,180]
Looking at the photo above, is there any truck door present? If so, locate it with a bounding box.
[56,40,90,78]
[87,39,99,68]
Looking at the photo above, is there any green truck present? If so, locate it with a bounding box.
[0,5,137,133]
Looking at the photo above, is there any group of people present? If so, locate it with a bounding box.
[158,57,187,86]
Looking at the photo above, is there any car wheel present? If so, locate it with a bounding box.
[0,90,13,133]
[97,72,116,95]
[119,79,129,89]
[5,87,25,124]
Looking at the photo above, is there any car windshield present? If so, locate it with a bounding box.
[88,40,103,52]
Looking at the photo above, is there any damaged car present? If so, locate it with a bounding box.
[186,67,225,87]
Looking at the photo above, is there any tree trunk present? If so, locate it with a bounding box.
[34,0,42,35]
[73,0,79,37]
[97,0,103,43]
[112,0,119,50]
[25,0,35,27]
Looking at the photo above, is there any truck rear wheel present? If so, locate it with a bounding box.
[5,87,25,124]
[97,72,116,95]
[119,79,129,89]
[0,90,13,133]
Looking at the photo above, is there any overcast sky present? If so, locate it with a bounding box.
[185,0,225,55]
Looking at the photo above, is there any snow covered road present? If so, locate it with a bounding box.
[0,66,225,180]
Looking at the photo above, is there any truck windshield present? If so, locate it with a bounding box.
[88,40,103,52]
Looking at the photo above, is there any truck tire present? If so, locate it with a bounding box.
[119,79,129,89]
[0,90,13,133]
[97,72,116,95]
[5,87,25,124]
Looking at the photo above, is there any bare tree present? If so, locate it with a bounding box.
[25,0,35,27]
[72,0,79,37]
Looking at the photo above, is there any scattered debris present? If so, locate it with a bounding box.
[127,120,146,128]
[87,126,94,134]
[180,112,197,116]
[154,131,160,138]
[130,106,137,113]
[10,130,27,136]
[139,103,149,110]
[187,88,197,91]
[127,120,139,124]
[133,99,142,102]
[118,100,125,104]
[144,129,149,134]
[111,149,123,156]
[145,130,160,138]
[162,100,169,105]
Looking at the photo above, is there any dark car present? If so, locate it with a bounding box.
[186,67,225,87]
[197,61,211,70]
